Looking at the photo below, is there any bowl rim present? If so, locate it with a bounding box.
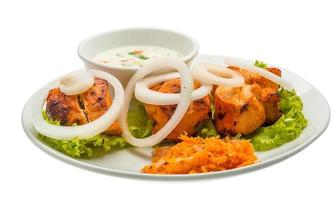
[77,27,199,71]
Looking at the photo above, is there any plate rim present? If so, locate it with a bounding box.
[21,59,331,181]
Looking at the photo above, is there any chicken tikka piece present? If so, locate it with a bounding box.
[214,66,282,135]
[46,78,122,135]
[144,79,211,141]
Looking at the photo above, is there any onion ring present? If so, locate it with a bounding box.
[190,62,245,87]
[31,69,124,140]
[134,72,212,105]
[120,57,193,147]
[224,56,291,88]
[59,69,95,95]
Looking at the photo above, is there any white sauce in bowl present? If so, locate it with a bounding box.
[94,45,184,67]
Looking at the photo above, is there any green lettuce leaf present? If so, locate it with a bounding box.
[250,89,308,151]
[197,120,218,138]
[209,93,215,120]
[254,60,268,68]
[38,133,129,158]
[127,98,154,138]
[39,111,130,158]
[42,110,60,126]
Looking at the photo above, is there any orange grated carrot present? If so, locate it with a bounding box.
[142,135,257,174]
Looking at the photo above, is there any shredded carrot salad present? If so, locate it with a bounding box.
[142,135,257,174]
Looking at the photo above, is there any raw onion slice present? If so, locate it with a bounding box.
[59,69,95,95]
[120,57,193,147]
[134,72,212,105]
[224,56,291,88]
[190,63,245,87]
[31,69,124,140]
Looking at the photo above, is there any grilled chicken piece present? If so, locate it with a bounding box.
[214,84,265,135]
[228,66,282,124]
[46,78,122,135]
[80,78,121,135]
[214,66,282,135]
[46,88,88,126]
[261,87,281,124]
[144,79,211,141]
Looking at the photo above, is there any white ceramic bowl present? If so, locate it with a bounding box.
[78,28,199,85]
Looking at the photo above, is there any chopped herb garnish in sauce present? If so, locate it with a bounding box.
[128,50,149,60]
[138,55,149,60]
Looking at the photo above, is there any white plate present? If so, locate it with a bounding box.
[22,55,330,180]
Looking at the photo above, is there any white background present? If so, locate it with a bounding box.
[0,0,334,199]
